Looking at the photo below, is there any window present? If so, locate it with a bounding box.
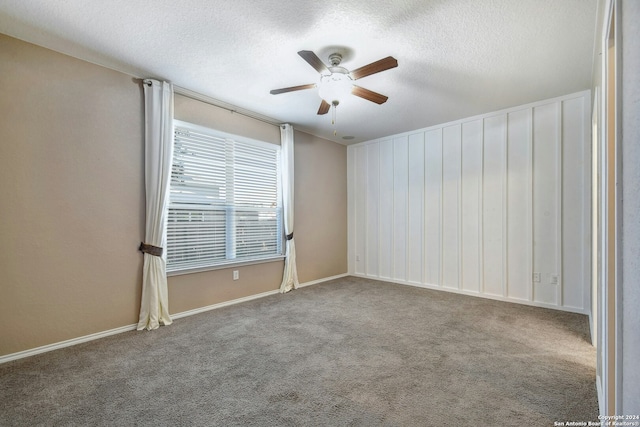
[166,120,283,273]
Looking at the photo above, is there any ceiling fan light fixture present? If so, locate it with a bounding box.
[269,49,397,119]
[318,72,353,104]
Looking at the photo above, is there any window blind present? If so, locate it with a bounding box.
[167,122,282,273]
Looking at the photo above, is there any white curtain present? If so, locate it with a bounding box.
[279,124,300,293]
[137,79,174,330]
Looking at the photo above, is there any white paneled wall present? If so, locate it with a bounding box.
[348,91,590,313]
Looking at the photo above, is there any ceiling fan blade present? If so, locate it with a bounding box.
[270,83,316,95]
[351,85,389,104]
[350,56,398,80]
[317,100,331,115]
[298,50,329,74]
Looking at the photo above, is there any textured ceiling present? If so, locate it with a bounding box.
[0,0,597,144]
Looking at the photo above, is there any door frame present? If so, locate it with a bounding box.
[597,0,622,416]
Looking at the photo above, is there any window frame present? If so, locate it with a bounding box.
[166,120,285,276]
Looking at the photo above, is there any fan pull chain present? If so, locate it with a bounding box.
[332,101,338,137]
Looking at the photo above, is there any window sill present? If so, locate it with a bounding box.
[166,255,286,277]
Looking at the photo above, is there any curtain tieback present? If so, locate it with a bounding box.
[139,242,163,257]
[286,233,294,241]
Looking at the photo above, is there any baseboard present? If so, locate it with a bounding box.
[0,273,350,365]
[297,273,349,288]
[0,323,138,365]
[171,289,281,320]
[351,273,590,315]
[596,375,604,415]
[588,311,596,346]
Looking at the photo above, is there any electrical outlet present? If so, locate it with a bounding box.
[356,255,360,262]
[533,272,541,283]
[233,270,239,281]
[550,274,559,285]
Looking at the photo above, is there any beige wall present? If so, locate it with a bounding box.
[0,34,348,357]
[0,34,145,355]
[293,130,348,283]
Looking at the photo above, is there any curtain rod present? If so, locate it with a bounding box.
[172,85,283,128]
[142,79,286,128]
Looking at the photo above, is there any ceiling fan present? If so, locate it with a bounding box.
[270,50,398,115]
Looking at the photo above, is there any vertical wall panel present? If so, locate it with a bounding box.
[393,137,409,281]
[408,133,425,284]
[347,147,355,273]
[442,125,461,289]
[507,109,532,300]
[378,140,394,279]
[354,145,367,275]
[562,97,586,309]
[424,129,442,286]
[348,91,590,315]
[483,114,506,296]
[533,103,560,305]
[461,119,483,293]
[366,143,380,277]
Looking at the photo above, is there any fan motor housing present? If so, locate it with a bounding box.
[328,53,343,66]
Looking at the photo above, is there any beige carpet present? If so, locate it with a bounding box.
[0,276,598,426]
